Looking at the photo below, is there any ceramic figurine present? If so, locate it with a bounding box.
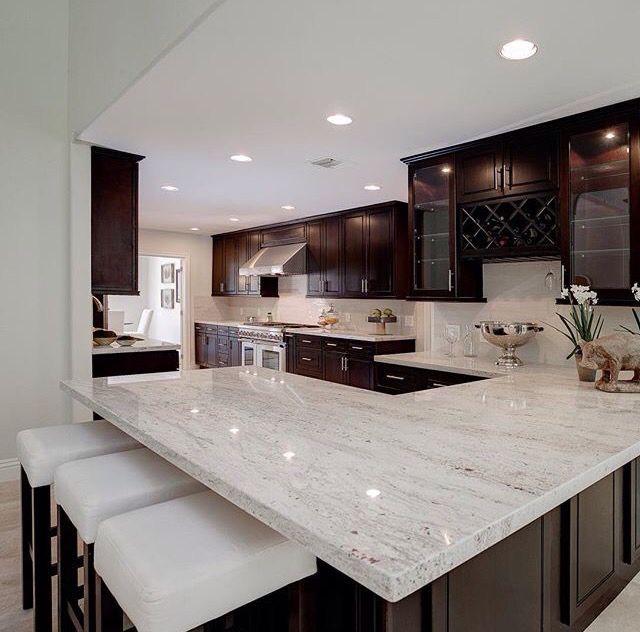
[580,333,640,393]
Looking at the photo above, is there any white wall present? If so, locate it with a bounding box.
[0,0,71,470]
[69,0,225,134]
[430,261,640,366]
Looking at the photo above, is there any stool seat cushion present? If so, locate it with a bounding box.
[17,421,140,488]
[54,448,204,543]
[95,491,317,632]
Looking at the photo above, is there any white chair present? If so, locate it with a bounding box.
[16,421,140,632]
[124,308,153,337]
[54,448,204,632]
[94,491,317,632]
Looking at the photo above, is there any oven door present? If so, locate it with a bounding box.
[256,343,286,372]
[241,340,257,367]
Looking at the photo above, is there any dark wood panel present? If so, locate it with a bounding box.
[261,223,306,246]
[341,212,367,296]
[324,216,342,296]
[294,346,323,378]
[222,235,237,294]
[324,351,347,385]
[247,230,261,295]
[236,233,249,294]
[92,350,179,378]
[366,207,394,295]
[91,147,144,295]
[212,236,225,295]
[306,220,323,296]
[505,130,558,195]
[346,356,373,390]
[456,144,502,203]
[206,333,217,367]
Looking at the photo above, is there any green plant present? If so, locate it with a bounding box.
[546,285,604,359]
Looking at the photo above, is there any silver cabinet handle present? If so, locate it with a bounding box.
[361,278,365,293]
[344,357,349,371]
[351,345,363,350]
[448,269,453,293]
[220,282,224,292]
[301,339,312,344]
[340,356,345,371]
[364,279,368,294]
[561,264,566,288]
[302,357,312,362]
[386,374,405,381]
[326,342,337,347]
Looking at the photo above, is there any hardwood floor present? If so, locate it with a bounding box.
[1,478,638,632]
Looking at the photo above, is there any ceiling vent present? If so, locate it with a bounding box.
[309,157,343,169]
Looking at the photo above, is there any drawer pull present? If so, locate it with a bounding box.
[326,343,337,347]
[302,357,312,362]
[431,382,447,388]
[386,375,405,381]
[301,339,313,344]
[351,345,364,350]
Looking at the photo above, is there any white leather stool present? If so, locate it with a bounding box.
[54,448,204,632]
[16,421,140,632]
[94,491,318,632]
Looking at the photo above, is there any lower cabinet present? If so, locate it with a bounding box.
[290,335,415,390]
[194,323,243,369]
[374,362,486,394]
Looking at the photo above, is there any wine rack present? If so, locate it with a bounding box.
[458,194,559,259]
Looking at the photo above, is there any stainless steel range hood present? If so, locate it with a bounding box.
[239,242,306,276]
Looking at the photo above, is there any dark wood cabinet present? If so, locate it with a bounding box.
[205,327,217,367]
[323,350,347,385]
[456,143,503,204]
[195,324,207,367]
[261,223,306,246]
[212,237,225,296]
[195,323,242,368]
[341,203,408,298]
[504,130,558,196]
[345,356,374,390]
[236,234,249,295]
[247,231,261,295]
[374,362,486,394]
[307,217,342,297]
[222,236,237,295]
[91,146,145,295]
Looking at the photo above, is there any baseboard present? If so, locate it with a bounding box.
[0,458,20,482]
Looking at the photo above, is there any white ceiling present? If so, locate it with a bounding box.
[80,0,640,235]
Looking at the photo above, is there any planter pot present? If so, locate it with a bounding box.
[575,353,596,383]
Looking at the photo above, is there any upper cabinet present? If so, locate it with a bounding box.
[341,202,408,298]
[91,146,145,295]
[306,217,342,297]
[560,107,640,304]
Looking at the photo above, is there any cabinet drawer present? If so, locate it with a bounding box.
[295,347,323,377]
[427,369,486,388]
[347,341,375,357]
[217,326,229,337]
[216,336,230,350]
[205,325,217,334]
[322,338,348,353]
[295,334,322,349]
[228,327,239,337]
[195,323,206,333]
[375,363,428,394]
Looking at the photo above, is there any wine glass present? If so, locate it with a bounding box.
[443,324,460,357]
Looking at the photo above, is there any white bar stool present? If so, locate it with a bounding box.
[93,491,318,632]
[54,448,204,632]
[16,421,140,632]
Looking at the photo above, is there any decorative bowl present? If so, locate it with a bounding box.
[475,321,544,367]
[93,329,118,346]
[116,335,142,347]
[93,336,118,346]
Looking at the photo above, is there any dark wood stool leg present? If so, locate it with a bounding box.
[32,484,52,632]
[20,467,33,610]
[95,576,123,632]
[57,506,78,632]
[83,543,96,632]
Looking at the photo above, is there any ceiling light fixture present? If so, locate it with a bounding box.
[281,205,295,211]
[161,185,179,191]
[230,154,252,162]
[229,217,240,222]
[605,132,616,139]
[499,39,538,61]
[327,113,353,126]
[364,184,381,191]
[190,227,200,231]
[441,166,452,174]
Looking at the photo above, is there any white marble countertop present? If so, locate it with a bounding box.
[288,327,416,342]
[61,363,640,603]
[92,338,181,355]
[194,320,245,327]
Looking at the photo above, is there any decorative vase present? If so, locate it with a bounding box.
[575,353,596,383]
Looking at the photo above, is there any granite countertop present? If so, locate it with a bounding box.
[92,338,181,355]
[61,363,640,603]
[194,320,245,327]
[288,327,416,342]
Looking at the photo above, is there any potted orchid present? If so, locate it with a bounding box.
[620,284,640,335]
[547,285,604,382]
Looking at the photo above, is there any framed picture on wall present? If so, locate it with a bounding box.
[161,288,175,309]
[161,263,175,283]
[176,268,181,303]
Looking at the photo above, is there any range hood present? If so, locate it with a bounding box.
[239,242,306,276]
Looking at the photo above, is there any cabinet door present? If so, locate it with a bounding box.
[457,143,503,203]
[324,351,347,384]
[222,236,237,294]
[505,131,558,196]
[411,158,455,296]
[206,334,217,367]
[247,230,261,295]
[324,216,342,296]
[236,234,249,295]
[91,147,144,295]
[346,356,373,390]
[341,212,367,296]
[306,220,323,296]
[212,237,225,295]
[366,207,394,296]
[229,337,242,367]
[195,331,207,366]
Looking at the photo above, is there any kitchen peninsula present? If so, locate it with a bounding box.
[92,339,180,378]
[62,362,640,631]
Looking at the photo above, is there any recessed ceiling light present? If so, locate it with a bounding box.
[229,217,240,222]
[499,39,538,61]
[441,166,452,174]
[161,185,179,191]
[605,132,616,139]
[327,113,353,126]
[230,154,252,162]
[281,205,295,211]
[189,227,200,231]
[364,184,381,191]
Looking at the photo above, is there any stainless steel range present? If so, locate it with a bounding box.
[238,323,315,372]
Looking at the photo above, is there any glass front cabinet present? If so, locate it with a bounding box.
[407,154,483,300]
[561,107,640,304]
